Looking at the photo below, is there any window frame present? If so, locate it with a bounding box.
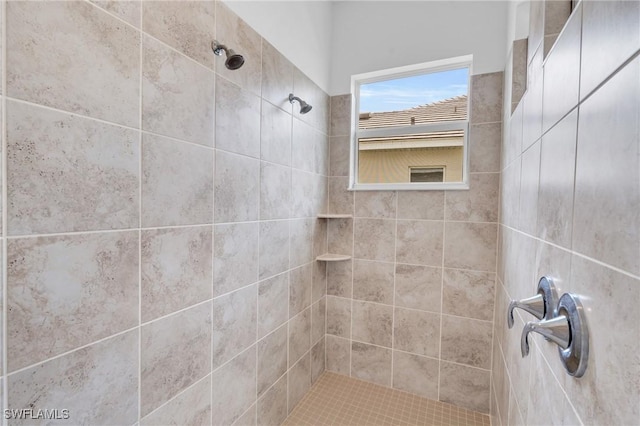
[349,55,473,191]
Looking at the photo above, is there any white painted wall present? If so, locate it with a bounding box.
[329,1,509,95]
[224,0,334,92]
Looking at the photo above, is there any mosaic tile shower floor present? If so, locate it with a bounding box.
[283,372,491,426]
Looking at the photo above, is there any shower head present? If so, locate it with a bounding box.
[289,93,313,114]
[211,40,245,70]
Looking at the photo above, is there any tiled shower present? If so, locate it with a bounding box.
[0,1,637,426]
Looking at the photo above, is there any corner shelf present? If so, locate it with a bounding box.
[317,214,353,219]
[316,254,352,262]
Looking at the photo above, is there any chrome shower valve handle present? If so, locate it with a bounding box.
[507,276,558,328]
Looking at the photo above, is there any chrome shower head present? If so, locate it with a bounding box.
[289,93,313,114]
[212,40,245,70]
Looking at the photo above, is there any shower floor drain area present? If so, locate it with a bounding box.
[283,372,491,426]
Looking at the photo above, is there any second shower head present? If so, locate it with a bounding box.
[289,93,312,114]
[211,40,245,70]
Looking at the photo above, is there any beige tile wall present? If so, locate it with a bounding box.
[1,1,329,424]
[493,1,640,425]
[326,72,503,414]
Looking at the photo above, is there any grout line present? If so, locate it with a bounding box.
[437,189,446,401]
[390,190,399,389]
[139,372,212,423]
[137,3,143,421]
[2,0,7,420]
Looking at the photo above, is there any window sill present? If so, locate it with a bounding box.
[349,182,469,191]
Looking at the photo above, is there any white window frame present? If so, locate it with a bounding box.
[349,55,473,191]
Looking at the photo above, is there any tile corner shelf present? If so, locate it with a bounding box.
[316,254,352,262]
[317,214,353,219]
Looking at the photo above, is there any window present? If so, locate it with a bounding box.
[350,55,472,190]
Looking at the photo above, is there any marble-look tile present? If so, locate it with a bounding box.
[522,49,543,150]
[573,58,639,275]
[542,4,581,132]
[330,136,350,177]
[511,38,528,111]
[215,151,260,223]
[261,40,293,112]
[491,338,510,426]
[326,335,350,375]
[355,191,396,219]
[397,191,444,220]
[469,122,502,173]
[261,162,291,221]
[257,324,287,397]
[213,223,259,297]
[518,141,540,235]
[90,1,140,27]
[444,222,497,272]
[312,261,327,303]
[294,68,330,134]
[528,0,544,63]
[326,296,351,338]
[537,110,577,249]
[442,268,495,321]
[312,218,328,258]
[142,226,212,322]
[259,220,289,280]
[329,176,354,215]
[8,331,138,426]
[580,0,640,98]
[396,220,443,267]
[446,173,499,222]
[7,232,138,372]
[6,101,138,235]
[258,273,288,339]
[257,374,288,426]
[212,346,257,426]
[141,375,211,426]
[261,100,292,166]
[142,0,215,68]
[330,94,352,137]
[291,170,319,218]
[353,259,394,304]
[504,102,523,169]
[354,219,395,262]
[235,404,257,426]
[470,72,503,124]
[312,298,326,345]
[352,301,393,347]
[213,285,257,369]
[351,342,392,387]
[315,133,330,176]
[501,156,521,230]
[142,36,214,145]
[395,264,442,313]
[289,263,313,318]
[290,219,313,268]
[327,260,352,298]
[392,351,439,400]
[215,3,262,95]
[561,256,640,425]
[142,134,213,227]
[439,361,490,413]
[292,118,319,174]
[328,217,353,256]
[141,303,211,416]
[288,353,312,413]
[289,308,311,366]
[216,77,261,158]
[311,338,326,383]
[393,308,440,358]
[544,0,572,35]
[441,315,492,369]
[7,0,139,127]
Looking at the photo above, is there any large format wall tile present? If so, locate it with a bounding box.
[573,57,639,275]
[213,285,257,369]
[393,308,440,358]
[141,226,213,322]
[469,122,501,173]
[445,173,499,223]
[326,335,350,375]
[257,374,288,426]
[142,0,215,68]
[289,264,312,318]
[395,264,442,313]
[141,303,211,416]
[396,220,443,266]
[7,232,138,372]
[392,351,439,400]
[351,342,391,387]
[352,301,393,348]
[214,151,260,223]
[7,101,139,235]
[444,222,497,272]
[142,36,214,145]
[257,324,288,397]
[326,296,351,339]
[216,77,261,158]
[9,331,138,426]
[440,315,492,369]
[355,191,396,219]
[258,273,289,339]
[397,191,444,220]
[7,1,140,127]
[141,375,211,426]
[91,0,141,27]
[354,219,396,262]
[261,100,292,166]
[289,308,311,366]
[439,361,490,413]
[212,346,257,426]
[470,72,503,124]
[518,142,540,235]
[288,353,312,413]
[442,269,495,321]
[259,220,290,279]
[352,260,394,304]
[261,40,293,112]
[213,223,259,296]
[142,134,213,227]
